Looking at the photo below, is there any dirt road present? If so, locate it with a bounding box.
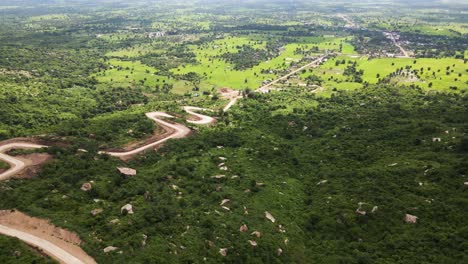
[0,225,94,264]
[0,142,47,181]
[101,106,217,158]
[256,56,326,93]
[338,14,356,28]
[183,106,216,124]
[0,102,229,262]
[388,33,410,57]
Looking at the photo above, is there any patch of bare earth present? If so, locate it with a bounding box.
[11,153,52,179]
[218,87,241,100]
[0,210,96,264]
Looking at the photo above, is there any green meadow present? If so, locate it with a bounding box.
[301,56,467,94]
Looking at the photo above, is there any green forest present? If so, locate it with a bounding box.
[0,0,467,263]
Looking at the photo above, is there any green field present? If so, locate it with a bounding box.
[95,59,174,89]
[301,56,467,94]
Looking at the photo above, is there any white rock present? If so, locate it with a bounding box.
[404,214,418,224]
[248,240,257,247]
[80,182,92,191]
[121,204,134,215]
[265,211,276,223]
[317,180,328,185]
[251,231,261,237]
[219,248,228,257]
[220,199,230,206]
[103,246,118,253]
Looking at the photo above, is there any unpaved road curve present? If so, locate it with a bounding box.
[100,111,192,158]
[101,106,216,158]
[183,106,216,124]
[0,142,47,181]
[0,104,227,263]
[0,225,94,264]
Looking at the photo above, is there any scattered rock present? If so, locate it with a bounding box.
[317,180,327,185]
[219,157,227,161]
[277,248,283,256]
[243,206,249,215]
[278,225,286,233]
[211,175,226,179]
[219,166,228,171]
[80,182,92,191]
[388,163,398,167]
[141,234,147,247]
[220,199,230,206]
[91,208,103,216]
[265,211,276,223]
[432,138,442,142]
[219,248,228,257]
[404,214,418,224]
[171,185,179,191]
[103,246,118,253]
[256,182,266,187]
[117,167,137,177]
[221,206,230,211]
[251,231,261,238]
[121,204,134,215]
[248,240,257,247]
[464,182,468,186]
[355,208,366,216]
[371,206,378,213]
[239,224,248,232]
[110,219,120,224]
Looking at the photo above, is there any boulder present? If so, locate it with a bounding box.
[219,248,228,257]
[80,182,92,192]
[277,248,283,256]
[91,208,103,216]
[239,224,248,232]
[121,204,134,215]
[117,167,137,177]
[404,214,418,224]
[265,211,276,223]
[248,240,257,247]
[103,246,118,253]
[251,231,261,238]
[220,199,230,206]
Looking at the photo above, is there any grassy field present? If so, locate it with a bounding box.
[95,59,174,89]
[300,56,467,94]
[171,36,349,91]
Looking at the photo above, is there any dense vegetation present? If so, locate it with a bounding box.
[1,85,467,263]
[0,236,54,264]
[0,0,467,263]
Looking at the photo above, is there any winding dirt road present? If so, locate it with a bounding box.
[0,105,221,263]
[0,142,47,181]
[101,106,216,158]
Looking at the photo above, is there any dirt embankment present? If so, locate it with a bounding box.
[0,210,96,264]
